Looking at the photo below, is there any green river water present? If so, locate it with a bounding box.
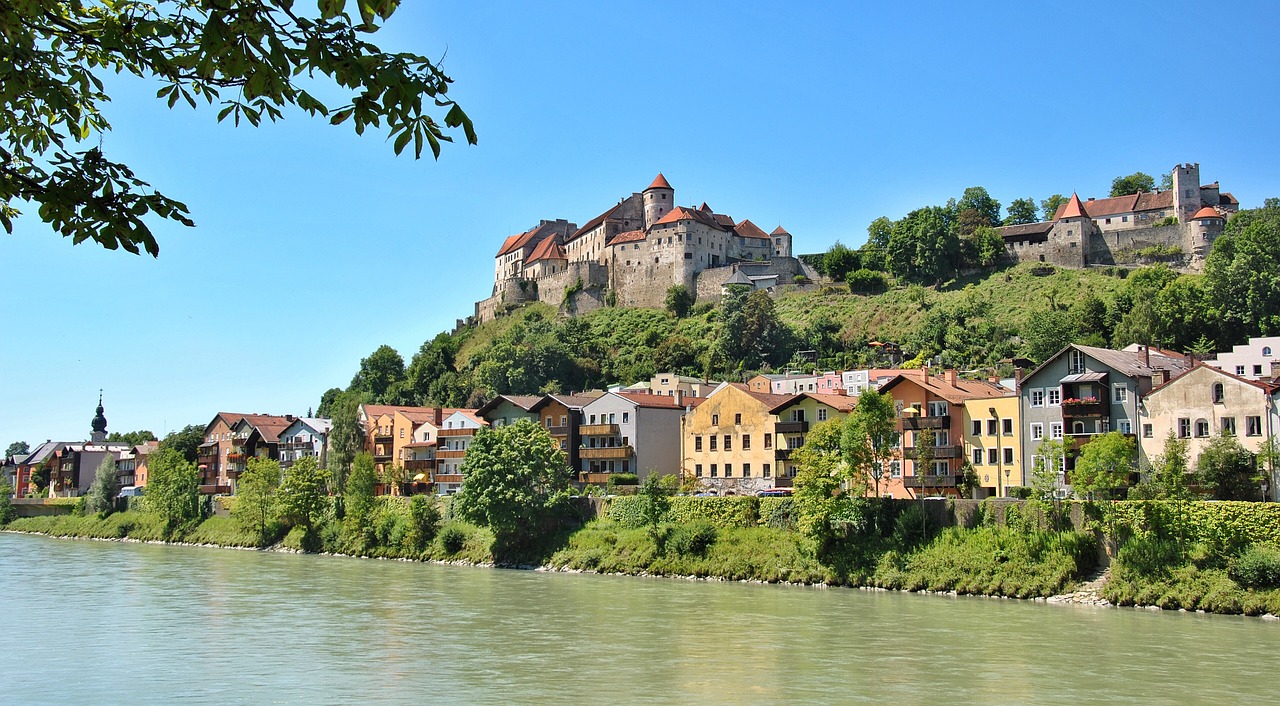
[2,533,1276,704]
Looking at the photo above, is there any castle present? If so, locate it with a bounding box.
[997,163,1238,271]
[476,174,812,322]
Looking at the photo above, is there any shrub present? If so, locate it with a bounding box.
[606,496,647,529]
[406,495,441,550]
[1116,536,1182,578]
[1229,544,1280,589]
[607,473,639,487]
[846,268,887,294]
[0,482,14,525]
[666,497,759,528]
[439,525,467,555]
[759,497,796,530]
[669,521,718,557]
[891,503,932,550]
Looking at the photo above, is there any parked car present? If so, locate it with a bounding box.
[757,489,793,497]
[116,486,144,498]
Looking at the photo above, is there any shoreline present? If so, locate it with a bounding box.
[13,526,1271,619]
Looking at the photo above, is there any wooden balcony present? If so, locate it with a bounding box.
[579,423,620,436]
[433,474,463,484]
[438,428,475,437]
[903,445,964,459]
[772,476,793,488]
[199,484,231,495]
[1062,400,1107,418]
[373,434,393,444]
[405,459,434,471]
[579,472,614,484]
[775,448,793,461]
[902,415,949,431]
[775,421,809,434]
[904,473,959,488]
[546,425,569,437]
[373,450,392,461]
[227,452,244,462]
[437,449,466,459]
[579,446,633,460]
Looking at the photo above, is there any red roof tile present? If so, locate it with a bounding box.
[1058,193,1087,219]
[569,203,622,241]
[1192,206,1224,220]
[496,228,534,257]
[527,237,567,262]
[608,229,647,246]
[770,226,790,236]
[1053,191,1176,220]
[615,391,704,409]
[646,173,672,190]
[734,219,770,241]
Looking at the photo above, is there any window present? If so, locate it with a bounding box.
[1178,418,1191,438]
[1050,423,1063,440]
[710,464,718,478]
[1047,389,1061,406]
[609,413,616,424]
[928,401,948,417]
[560,415,567,427]
[1003,447,1014,465]
[544,417,552,428]
[1222,417,1237,436]
[764,433,773,449]
[1069,349,1086,374]
[1031,389,1045,407]
[971,420,982,435]
[734,413,742,425]
[1255,365,1264,376]
[723,435,732,451]
[695,436,702,452]
[1237,366,1247,376]
[1113,385,1128,403]
[1265,347,1273,356]
[711,414,719,426]
[724,464,732,478]
[987,448,999,464]
[1247,416,1263,437]
[1212,383,1225,404]
[622,412,629,423]
[1118,420,1132,435]
[1143,423,1153,438]
[589,414,597,424]
[742,435,751,450]
[763,464,771,478]
[1031,423,1044,441]
[932,461,950,476]
[1195,419,1210,437]
[742,463,751,478]
[890,461,902,478]
[1003,419,1013,436]
[709,436,717,451]
[935,430,950,446]
[973,448,983,465]
[817,408,828,422]
[986,419,998,436]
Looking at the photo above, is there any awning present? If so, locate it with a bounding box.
[412,473,427,481]
[1060,372,1108,383]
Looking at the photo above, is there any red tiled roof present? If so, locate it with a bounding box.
[238,414,294,443]
[770,226,790,236]
[878,370,1008,404]
[496,228,535,257]
[734,219,770,241]
[646,173,672,190]
[205,412,247,433]
[1220,192,1239,205]
[1053,191,1177,220]
[769,392,857,414]
[615,391,704,409]
[608,229,646,246]
[726,383,798,410]
[1058,193,1087,219]
[653,206,729,231]
[569,203,622,241]
[1192,206,1224,220]
[527,237,566,262]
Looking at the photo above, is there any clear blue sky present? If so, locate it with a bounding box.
[4,0,1279,447]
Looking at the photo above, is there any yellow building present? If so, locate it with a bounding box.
[769,393,857,480]
[962,395,1023,497]
[681,384,793,494]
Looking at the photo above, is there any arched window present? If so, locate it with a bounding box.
[1264,346,1273,357]
[1072,421,1085,435]
[1212,383,1225,404]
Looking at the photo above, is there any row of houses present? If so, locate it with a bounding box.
[9,338,1280,501]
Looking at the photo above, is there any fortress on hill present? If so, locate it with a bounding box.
[997,163,1237,271]
[475,174,812,323]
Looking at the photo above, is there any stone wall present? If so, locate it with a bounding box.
[692,258,807,303]
[1005,221,1216,272]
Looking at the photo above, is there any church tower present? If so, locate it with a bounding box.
[1171,163,1202,223]
[90,392,108,443]
[642,173,674,229]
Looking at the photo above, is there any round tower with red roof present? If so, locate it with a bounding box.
[642,173,674,229]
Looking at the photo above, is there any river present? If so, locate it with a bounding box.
[2,533,1276,704]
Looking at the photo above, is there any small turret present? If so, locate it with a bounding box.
[90,391,108,442]
[642,173,674,229]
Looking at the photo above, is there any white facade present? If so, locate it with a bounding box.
[1207,336,1280,380]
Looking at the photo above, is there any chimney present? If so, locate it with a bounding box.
[675,389,685,407]
[946,369,958,387]
[434,407,443,425]
[286,414,295,422]
[1143,344,1150,368]
[1014,368,1024,391]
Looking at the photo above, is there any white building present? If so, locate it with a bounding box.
[1207,336,1280,381]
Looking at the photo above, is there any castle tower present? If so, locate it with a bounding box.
[1187,206,1225,263]
[1171,163,1202,223]
[642,173,674,229]
[90,391,108,443]
[1052,193,1091,267]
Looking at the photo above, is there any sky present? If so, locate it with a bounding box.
[3,0,1279,447]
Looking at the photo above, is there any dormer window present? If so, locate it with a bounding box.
[1068,349,1086,374]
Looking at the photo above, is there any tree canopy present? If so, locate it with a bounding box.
[1110,172,1156,197]
[1204,204,1280,344]
[158,424,204,463]
[4,441,29,457]
[2,0,475,255]
[1004,197,1039,226]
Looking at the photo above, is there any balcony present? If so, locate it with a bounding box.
[904,474,959,488]
[774,448,793,461]
[903,445,964,459]
[546,425,569,437]
[405,459,434,472]
[579,472,614,484]
[438,428,474,437]
[433,474,464,484]
[437,449,466,459]
[579,445,633,460]
[199,484,231,495]
[280,441,315,451]
[374,434,393,445]
[775,421,809,434]
[902,415,949,431]
[227,452,244,462]
[772,476,793,488]
[373,450,392,461]
[579,423,620,436]
[1062,400,1107,418]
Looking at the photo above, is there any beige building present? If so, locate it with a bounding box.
[1139,363,1278,468]
[681,384,794,495]
[962,395,1023,497]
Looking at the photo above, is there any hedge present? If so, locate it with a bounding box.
[1109,501,1280,550]
[606,496,762,529]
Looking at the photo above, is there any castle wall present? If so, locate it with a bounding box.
[1003,221,1218,272]
[693,260,805,303]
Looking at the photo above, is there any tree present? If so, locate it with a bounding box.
[276,456,330,549]
[664,284,694,319]
[452,420,572,554]
[0,482,14,525]
[5,441,29,457]
[316,388,343,418]
[738,290,791,369]
[967,226,1005,268]
[822,241,859,282]
[107,430,157,446]
[344,451,378,531]
[144,447,201,537]
[1071,432,1135,500]
[859,216,893,271]
[233,456,280,544]
[635,474,672,546]
[1110,172,1156,197]
[85,455,120,515]
[1021,309,1076,363]
[1004,197,1040,225]
[845,268,887,294]
[886,206,960,283]
[1,0,475,255]
[327,391,365,490]
[158,424,204,463]
[955,186,1002,230]
[349,344,406,402]
[1040,194,1068,222]
[1204,206,1280,344]
[1195,433,1259,501]
[841,390,898,497]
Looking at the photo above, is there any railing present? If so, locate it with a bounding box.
[579,424,620,436]
[579,472,614,484]
[579,446,633,460]
[438,428,474,437]
[772,476,793,488]
[437,450,466,459]
[775,421,809,434]
[373,434,393,444]
[546,425,569,436]
[373,451,392,461]
[227,452,244,462]
[198,484,231,495]
[903,445,964,459]
[405,459,434,471]
[433,474,464,484]
[1062,401,1107,418]
[279,441,316,451]
[902,415,949,430]
[774,448,793,461]
[903,474,958,488]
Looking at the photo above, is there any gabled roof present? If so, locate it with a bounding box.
[1148,361,1278,397]
[724,383,798,410]
[475,394,545,418]
[530,392,606,412]
[495,229,530,257]
[652,206,730,231]
[527,237,566,263]
[613,391,704,409]
[645,173,672,191]
[607,229,647,246]
[724,269,753,286]
[1192,206,1224,220]
[205,412,247,433]
[1022,343,1193,386]
[235,414,294,443]
[770,226,790,236]
[769,393,857,414]
[878,370,1008,404]
[998,221,1055,239]
[569,203,623,241]
[1053,191,1177,220]
[734,219,770,241]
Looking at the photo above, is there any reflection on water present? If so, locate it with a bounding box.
[1,533,1276,704]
